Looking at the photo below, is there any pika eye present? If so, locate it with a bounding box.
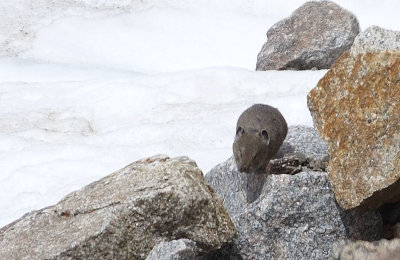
[236,126,244,136]
[261,129,270,145]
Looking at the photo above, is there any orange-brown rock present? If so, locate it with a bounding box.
[307,27,400,210]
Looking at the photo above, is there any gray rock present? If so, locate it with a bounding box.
[206,125,328,217]
[206,156,267,217]
[331,239,400,260]
[277,125,329,161]
[349,26,400,56]
[256,0,360,71]
[0,155,236,260]
[206,126,381,259]
[146,239,197,260]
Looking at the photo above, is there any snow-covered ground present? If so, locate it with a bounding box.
[0,0,399,227]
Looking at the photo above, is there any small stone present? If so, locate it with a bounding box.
[146,239,197,260]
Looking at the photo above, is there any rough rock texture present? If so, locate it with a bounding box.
[208,125,329,217]
[146,239,197,260]
[206,126,381,260]
[307,26,400,210]
[277,125,329,160]
[256,0,360,71]
[0,155,236,260]
[331,239,400,260]
[349,26,400,56]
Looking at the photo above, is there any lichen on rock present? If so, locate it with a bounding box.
[308,26,400,210]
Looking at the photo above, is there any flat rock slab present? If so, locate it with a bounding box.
[308,26,400,210]
[0,155,236,260]
[256,0,359,70]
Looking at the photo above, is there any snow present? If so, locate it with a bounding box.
[0,0,399,227]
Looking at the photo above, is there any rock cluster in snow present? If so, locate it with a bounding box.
[1,1,400,259]
[256,0,360,70]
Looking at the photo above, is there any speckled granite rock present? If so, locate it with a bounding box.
[146,239,197,260]
[278,125,329,160]
[308,26,400,210]
[349,26,400,56]
[207,125,329,217]
[256,0,359,70]
[331,239,400,260]
[0,155,236,260]
[206,126,381,260]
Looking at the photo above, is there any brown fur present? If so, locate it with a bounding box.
[233,104,288,173]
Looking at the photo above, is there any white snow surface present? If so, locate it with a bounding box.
[0,0,399,227]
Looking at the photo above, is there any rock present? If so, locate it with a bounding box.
[270,125,329,174]
[206,126,381,260]
[267,153,306,175]
[349,26,400,56]
[307,26,400,210]
[277,125,329,161]
[331,239,400,260]
[0,155,236,260]
[256,0,360,71]
[207,125,328,217]
[146,239,197,260]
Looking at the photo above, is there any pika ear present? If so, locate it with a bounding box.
[236,126,244,137]
[261,129,270,145]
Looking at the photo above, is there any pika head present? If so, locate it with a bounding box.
[233,104,287,173]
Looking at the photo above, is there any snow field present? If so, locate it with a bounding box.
[0,0,399,227]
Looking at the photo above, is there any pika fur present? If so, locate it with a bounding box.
[233,104,288,173]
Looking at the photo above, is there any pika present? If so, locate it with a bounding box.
[233,104,288,173]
